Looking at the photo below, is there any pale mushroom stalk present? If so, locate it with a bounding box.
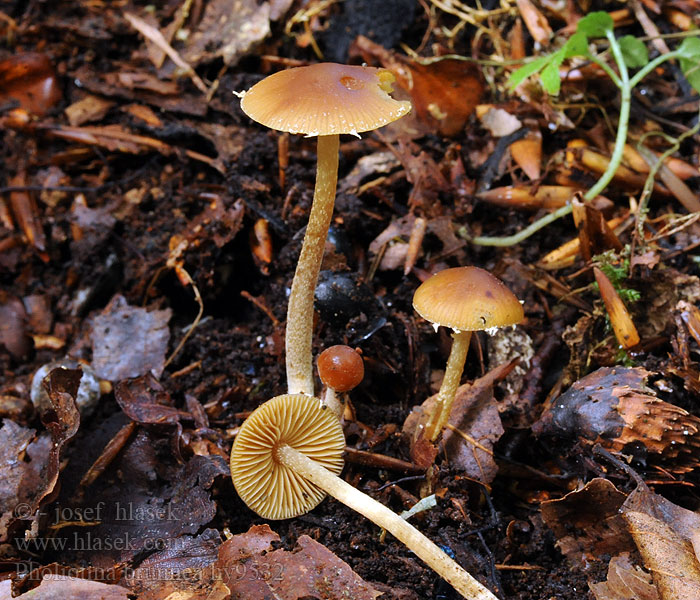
[239,64,410,397]
[424,330,472,442]
[231,394,494,599]
[286,134,339,396]
[320,386,343,418]
[277,443,497,600]
[413,267,524,444]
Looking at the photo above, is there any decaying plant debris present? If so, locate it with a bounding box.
[1,1,700,599]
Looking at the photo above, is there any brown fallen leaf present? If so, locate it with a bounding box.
[351,36,483,137]
[404,361,515,480]
[0,420,46,541]
[510,127,542,180]
[64,94,115,127]
[91,295,172,381]
[9,171,48,254]
[4,123,226,173]
[590,553,659,600]
[621,481,700,600]
[125,528,223,599]
[216,524,382,600]
[515,0,553,45]
[114,375,191,425]
[181,0,271,67]
[1,577,129,600]
[0,293,32,360]
[594,266,640,350]
[540,478,633,568]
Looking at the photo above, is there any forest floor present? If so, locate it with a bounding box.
[1,1,700,599]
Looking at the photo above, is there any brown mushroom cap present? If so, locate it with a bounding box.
[230,393,345,520]
[413,266,524,331]
[318,345,364,393]
[240,63,411,136]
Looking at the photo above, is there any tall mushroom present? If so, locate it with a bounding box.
[413,267,524,442]
[239,63,411,396]
[231,393,498,600]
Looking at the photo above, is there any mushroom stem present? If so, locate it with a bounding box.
[276,443,497,600]
[321,387,344,419]
[425,330,472,442]
[286,134,340,396]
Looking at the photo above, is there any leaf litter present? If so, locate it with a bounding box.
[1,1,700,599]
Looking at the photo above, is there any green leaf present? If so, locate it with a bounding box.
[619,35,648,68]
[576,12,614,38]
[677,37,700,61]
[508,54,551,89]
[540,57,563,95]
[678,37,700,93]
[563,31,589,59]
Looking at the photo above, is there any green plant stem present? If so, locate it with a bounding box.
[589,55,622,88]
[629,50,681,88]
[635,110,700,241]
[469,37,678,248]
[466,204,574,246]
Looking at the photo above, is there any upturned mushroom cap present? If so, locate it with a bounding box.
[413,266,524,331]
[230,394,345,520]
[240,63,411,136]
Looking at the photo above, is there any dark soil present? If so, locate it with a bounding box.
[2,2,699,599]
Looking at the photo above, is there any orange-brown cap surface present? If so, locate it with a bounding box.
[240,63,411,136]
[318,345,364,392]
[230,394,345,520]
[413,266,524,331]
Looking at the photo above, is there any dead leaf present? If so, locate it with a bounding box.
[540,478,633,567]
[590,553,659,600]
[510,127,542,180]
[114,375,190,425]
[182,0,271,67]
[91,296,172,381]
[478,106,523,138]
[516,0,553,45]
[9,171,47,253]
[216,524,382,600]
[0,293,31,359]
[350,36,483,137]
[125,528,222,599]
[621,483,700,599]
[0,577,129,600]
[404,362,515,479]
[0,420,42,541]
[65,95,115,127]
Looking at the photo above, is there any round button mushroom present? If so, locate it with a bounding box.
[317,344,364,417]
[413,266,524,442]
[239,63,411,397]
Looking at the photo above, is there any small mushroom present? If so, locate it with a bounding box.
[239,63,411,396]
[413,267,524,442]
[317,344,364,417]
[230,394,497,600]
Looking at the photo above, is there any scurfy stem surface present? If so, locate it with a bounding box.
[277,444,498,600]
[424,330,472,442]
[286,135,340,396]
